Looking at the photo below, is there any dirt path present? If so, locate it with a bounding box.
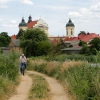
[27,71,69,100]
[8,71,69,100]
[8,74,32,100]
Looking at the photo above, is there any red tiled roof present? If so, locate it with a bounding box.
[27,20,38,28]
[64,37,77,41]
[64,33,100,42]
[49,36,66,38]
[11,35,16,40]
[79,33,100,42]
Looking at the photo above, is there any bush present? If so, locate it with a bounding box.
[0,52,20,100]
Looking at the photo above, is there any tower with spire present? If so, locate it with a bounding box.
[66,18,75,37]
[28,15,32,23]
[18,17,27,30]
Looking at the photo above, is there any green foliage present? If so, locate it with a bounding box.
[63,64,100,100]
[29,74,50,99]
[80,38,100,55]
[16,29,24,39]
[80,45,90,55]
[57,38,66,49]
[20,28,49,57]
[30,54,100,64]
[0,53,19,80]
[0,32,11,47]
[35,41,52,56]
[0,52,19,100]
[47,40,66,61]
[0,47,2,54]
[89,37,100,51]
[78,31,86,36]
[78,40,87,46]
[28,56,100,100]
[33,63,47,73]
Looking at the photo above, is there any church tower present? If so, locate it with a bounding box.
[66,18,75,37]
[19,17,27,30]
[28,15,32,23]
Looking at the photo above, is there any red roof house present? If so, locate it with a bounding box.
[11,34,16,40]
[64,33,100,43]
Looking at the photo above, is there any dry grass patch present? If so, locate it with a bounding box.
[44,61,60,75]
[31,59,47,65]
[61,60,86,72]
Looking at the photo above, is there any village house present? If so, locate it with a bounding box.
[8,17,100,54]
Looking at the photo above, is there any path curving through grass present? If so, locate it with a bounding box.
[8,71,69,100]
[27,71,69,100]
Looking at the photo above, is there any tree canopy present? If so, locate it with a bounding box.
[20,28,52,57]
[80,37,100,55]
[0,32,11,47]
[89,37,100,51]
[78,31,86,36]
[78,40,87,46]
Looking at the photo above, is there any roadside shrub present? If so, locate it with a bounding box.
[0,52,19,100]
[61,63,100,100]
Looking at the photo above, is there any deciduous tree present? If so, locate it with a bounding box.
[20,28,51,57]
[0,32,11,47]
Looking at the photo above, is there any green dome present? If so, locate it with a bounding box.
[19,17,27,27]
[66,19,75,27]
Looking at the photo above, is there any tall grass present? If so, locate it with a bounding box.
[28,57,100,100]
[30,54,100,63]
[0,51,20,100]
[28,74,50,100]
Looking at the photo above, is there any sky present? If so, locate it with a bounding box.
[0,0,100,37]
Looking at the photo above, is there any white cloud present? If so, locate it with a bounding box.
[2,24,17,27]
[19,0,33,5]
[42,5,69,11]
[11,20,17,24]
[0,0,11,4]
[80,8,91,15]
[68,11,82,17]
[0,18,2,21]
[90,2,100,11]
[0,5,8,8]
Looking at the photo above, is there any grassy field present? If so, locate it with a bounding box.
[27,55,100,100]
[0,51,20,100]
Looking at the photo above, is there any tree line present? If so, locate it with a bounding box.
[1,29,100,56]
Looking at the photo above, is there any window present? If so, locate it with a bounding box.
[38,26,44,28]
[71,31,73,35]
[67,31,68,35]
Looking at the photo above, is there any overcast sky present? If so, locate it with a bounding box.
[0,0,100,36]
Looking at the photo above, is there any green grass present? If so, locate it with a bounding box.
[0,51,20,100]
[28,74,50,100]
[28,56,100,100]
[61,64,100,100]
[30,54,100,63]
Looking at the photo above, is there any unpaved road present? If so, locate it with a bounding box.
[8,71,69,100]
[8,75,32,100]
